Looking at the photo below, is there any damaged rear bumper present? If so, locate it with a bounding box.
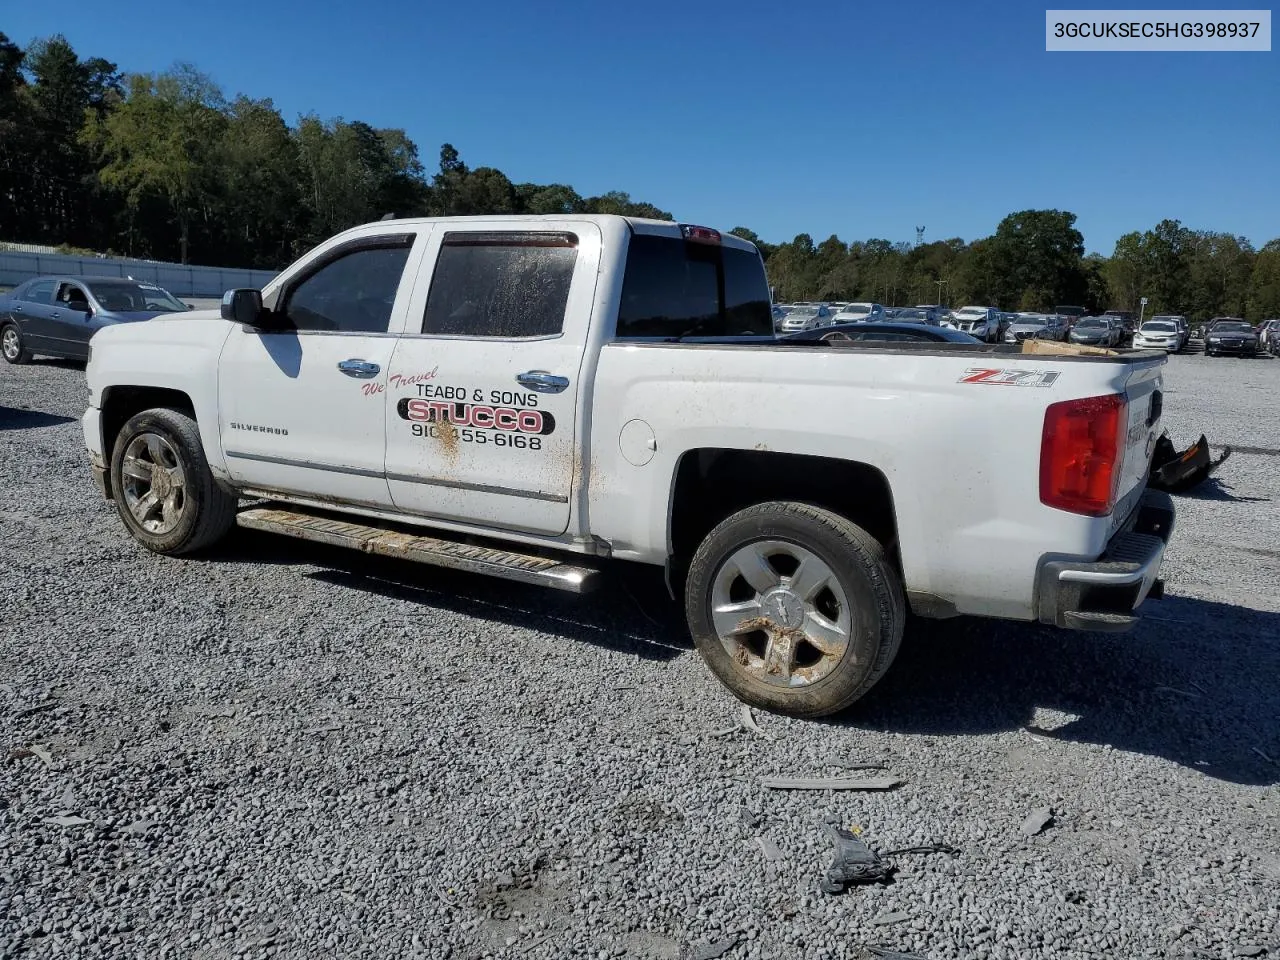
[1035,490,1175,633]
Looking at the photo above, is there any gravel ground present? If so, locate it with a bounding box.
[2,351,1278,960]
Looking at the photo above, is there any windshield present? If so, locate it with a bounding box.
[1212,322,1252,333]
[1076,318,1105,328]
[895,309,927,321]
[88,281,188,313]
[786,306,820,317]
[1142,322,1176,332]
[841,304,871,314]
[955,307,986,317]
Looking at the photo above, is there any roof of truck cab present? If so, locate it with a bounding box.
[342,214,760,253]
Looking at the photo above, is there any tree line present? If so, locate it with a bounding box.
[0,33,669,270]
[1,33,1277,322]
[730,212,1279,322]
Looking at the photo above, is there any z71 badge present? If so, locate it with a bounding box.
[958,368,1062,387]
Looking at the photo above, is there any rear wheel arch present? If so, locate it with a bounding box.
[667,448,901,591]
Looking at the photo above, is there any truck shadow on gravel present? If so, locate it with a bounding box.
[845,595,1280,786]
[215,528,692,662]
[212,532,1278,785]
[0,405,76,431]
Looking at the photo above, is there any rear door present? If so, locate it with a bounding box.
[11,279,58,349]
[383,222,601,535]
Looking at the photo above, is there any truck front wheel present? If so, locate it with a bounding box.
[109,407,237,555]
[684,501,905,718]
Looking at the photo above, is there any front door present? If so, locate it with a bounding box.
[217,230,427,507]
[52,281,94,359]
[383,222,601,535]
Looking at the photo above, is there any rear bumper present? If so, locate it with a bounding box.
[1035,490,1175,632]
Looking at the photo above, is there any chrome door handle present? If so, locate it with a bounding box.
[51,311,61,319]
[338,359,380,379]
[516,370,569,393]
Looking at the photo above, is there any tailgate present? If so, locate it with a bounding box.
[1112,358,1165,530]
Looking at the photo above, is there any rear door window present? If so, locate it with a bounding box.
[22,280,56,305]
[616,235,772,339]
[421,232,578,339]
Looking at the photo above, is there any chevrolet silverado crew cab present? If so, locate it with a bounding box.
[82,215,1175,717]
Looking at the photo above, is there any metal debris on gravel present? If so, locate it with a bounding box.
[1020,806,1055,837]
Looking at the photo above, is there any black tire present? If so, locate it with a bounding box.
[110,407,237,555]
[1,323,32,364]
[684,501,905,718]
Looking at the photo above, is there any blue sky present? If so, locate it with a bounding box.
[7,0,1277,253]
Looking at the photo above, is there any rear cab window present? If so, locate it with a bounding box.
[615,231,772,339]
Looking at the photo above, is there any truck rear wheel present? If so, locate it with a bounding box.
[685,501,905,718]
[110,407,237,555]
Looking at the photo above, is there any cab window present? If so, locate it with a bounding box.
[280,241,413,333]
[421,232,578,339]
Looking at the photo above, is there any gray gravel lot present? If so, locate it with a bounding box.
[2,351,1278,960]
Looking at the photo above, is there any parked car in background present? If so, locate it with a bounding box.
[1257,318,1280,351]
[1054,305,1088,329]
[1133,320,1182,352]
[1003,313,1066,343]
[786,321,982,344]
[833,302,886,323]
[1204,318,1259,357]
[890,307,937,325]
[915,304,948,324]
[1069,316,1121,347]
[1,275,191,364]
[947,305,1001,342]
[1268,321,1280,356]
[771,304,788,328]
[777,303,833,332]
[1148,315,1188,350]
[1102,310,1136,344]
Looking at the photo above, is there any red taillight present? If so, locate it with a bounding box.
[1040,394,1127,516]
[680,224,721,244]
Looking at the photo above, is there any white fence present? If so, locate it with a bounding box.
[0,249,278,297]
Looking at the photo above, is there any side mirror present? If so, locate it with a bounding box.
[221,289,265,326]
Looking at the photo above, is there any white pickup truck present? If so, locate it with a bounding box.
[82,215,1175,717]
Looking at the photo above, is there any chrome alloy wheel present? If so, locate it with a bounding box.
[708,540,852,687]
[2,327,20,360]
[120,433,188,535]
